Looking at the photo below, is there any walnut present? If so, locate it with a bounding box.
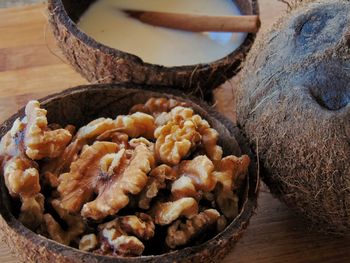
[171,155,216,200]
[101,230,144,257]
[138,164,177,209]
[165,209,220,249]
[40,120,111,189]
[123,213,155,240]
[154,106,223,165]
[155,119,200,165]
[81,144,155,220]
[76,113,155,142]
[1,130,45,230]
[155,109,202,165]
[79,234,99,252]
[154,197,198,225]
[130,97,188,116]
[96,130,129,148]
[188,114,223,165]
[214,155,250,192]
[19,193,44,230]
[171,176,197,200]
[0,118,25,157]
[200,127,223,166]
[75,117,117,141]
[3,156,40,197]
[99,213,154,256]
[155,106,194,127]
[213,155,250,219]
[56,141,119,213]
[43,199,85,245]
[24,101,72,160]
[115,112,155,139]
[100,213,155,240]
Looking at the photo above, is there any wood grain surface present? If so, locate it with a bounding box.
[0,1,350,262]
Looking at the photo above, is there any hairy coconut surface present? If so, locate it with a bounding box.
[47,0,259,99]
[0,84,258,263]
[237,0,350,234]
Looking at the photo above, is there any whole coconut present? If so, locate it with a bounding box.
[237,0,350,234]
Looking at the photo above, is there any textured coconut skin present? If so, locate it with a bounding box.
[237,0,350,233]
[0,84,258,262]
[47,0,258,98]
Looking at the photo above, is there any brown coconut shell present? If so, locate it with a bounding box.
[47,0,259,99]
[236,0,350,234]
[0,84,259,262]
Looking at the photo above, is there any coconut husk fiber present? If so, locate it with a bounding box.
[236,0,350,234]
[47,0,258,100]
[0,84,258,263]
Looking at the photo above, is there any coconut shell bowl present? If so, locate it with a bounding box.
[0,84,258,263]
[47,0,259,98]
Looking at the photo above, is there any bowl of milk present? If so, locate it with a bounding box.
[48,0,259,98]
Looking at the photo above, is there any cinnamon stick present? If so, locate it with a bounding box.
[123,10,260,33]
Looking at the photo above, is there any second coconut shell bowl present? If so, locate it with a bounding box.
[47,0,259,99]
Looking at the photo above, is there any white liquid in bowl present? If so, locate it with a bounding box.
[78,0,247,66]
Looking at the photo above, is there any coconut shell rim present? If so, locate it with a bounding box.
[0,83,259,262]
[48,0,259,71]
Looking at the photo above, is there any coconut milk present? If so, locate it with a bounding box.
[78,0,247,66]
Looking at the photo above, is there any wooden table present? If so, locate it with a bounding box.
[1,1,350,262]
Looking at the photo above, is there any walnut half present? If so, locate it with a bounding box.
[213,155,250,219]
[79,234,99,252]
[2,155,44,229]
[154,197,198,225]
[24,101,72,160]
[171,155,216,200]
[3,156,40,198]
[114,112,156,139]
[55,141,119,214]
[166,209,220,249]
[99,213,154,256]
[0,118,25,157]
[155,107,201,165]
[81,143,155,220]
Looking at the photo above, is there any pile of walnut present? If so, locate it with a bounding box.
[0,98,250,257]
